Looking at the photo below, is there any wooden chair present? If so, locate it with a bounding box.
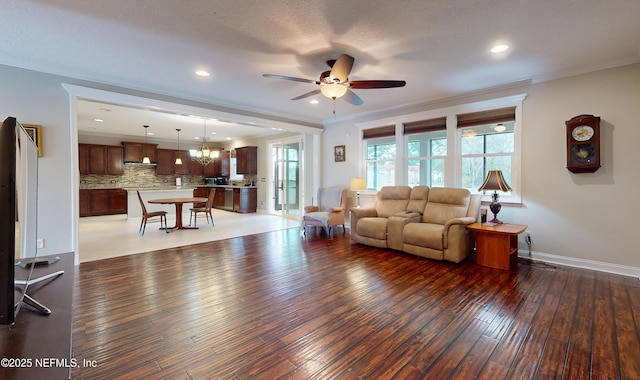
[189,188,216,227]
[136,191,168,235]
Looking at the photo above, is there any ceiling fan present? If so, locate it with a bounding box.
[263,54,406,106]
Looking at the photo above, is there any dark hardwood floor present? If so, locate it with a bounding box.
[71,228,640,379]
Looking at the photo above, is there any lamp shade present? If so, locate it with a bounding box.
[350,177,366,191]
[478,170,512,192]
[321,83,348,99]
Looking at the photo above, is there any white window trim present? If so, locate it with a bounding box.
[357,93,526,205]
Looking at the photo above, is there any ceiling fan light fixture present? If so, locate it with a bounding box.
[491,44,509,54]
[321,83,348,99]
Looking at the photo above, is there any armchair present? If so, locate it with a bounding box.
[302,186,347,236]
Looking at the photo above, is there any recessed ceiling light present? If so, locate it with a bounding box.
[310,100,319,104]
[94,118,103,122]
[147,132,154,136]
[491,44,509,54]
[226,137,231,140]
[195,70,210,77]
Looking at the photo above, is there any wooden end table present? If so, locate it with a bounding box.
[467,222,527,270]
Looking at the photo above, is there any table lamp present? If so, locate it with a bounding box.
[350,177,366,208]
[478,170,511,224]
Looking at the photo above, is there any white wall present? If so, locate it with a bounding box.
[322,63,640,275]
[0,66,73,256]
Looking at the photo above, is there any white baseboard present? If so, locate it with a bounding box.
[519,250,640,279]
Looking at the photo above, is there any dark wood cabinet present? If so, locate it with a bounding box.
[218,150,231,177]
[236,146,257,175]
[79,189,91,216]
[109,189,127,214]
[189,157,203,176]
[79,189,127,217]
[213,187,225,208]
[122,141,158,163]
[106,146,124,175]
[175,151,190,175]
[155,149,175,175]
[79,144,124,175]
[89,145,107,174]
[156,149,191,175]
[78,144,89,174]
[90,189,110,215]
[233,187,257,213]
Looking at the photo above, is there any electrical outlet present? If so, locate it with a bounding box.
[36,239,44,249]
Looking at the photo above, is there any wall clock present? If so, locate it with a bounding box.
[565,114,601,173]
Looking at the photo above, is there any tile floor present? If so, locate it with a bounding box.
[78,209,301,262]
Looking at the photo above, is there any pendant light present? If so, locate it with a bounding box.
[142,125,151,164]
[175,128,183,165]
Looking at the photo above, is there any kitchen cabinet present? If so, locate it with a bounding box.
[79,144,124,175]
[122,141,158,163]
[236,146,257,175]
[189,157,203,176]
[80,189,127,217]
[175,151,190,175]
[107,146,125,175]
[233,187,257,213]
[156,149,191,175]
[201,150,230,177]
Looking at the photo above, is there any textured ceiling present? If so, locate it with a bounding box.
[2,0,639,141]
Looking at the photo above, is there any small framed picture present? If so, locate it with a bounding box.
[334,145,345,162]
[23,124,43,156]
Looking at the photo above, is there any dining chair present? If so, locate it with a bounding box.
[189,188,216,227]
[136,191,168,235]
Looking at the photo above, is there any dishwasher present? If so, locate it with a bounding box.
[224,188,234,211]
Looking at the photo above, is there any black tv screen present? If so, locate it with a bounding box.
[1,117,39,324]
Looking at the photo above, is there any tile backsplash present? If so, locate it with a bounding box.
[79,165,205,189]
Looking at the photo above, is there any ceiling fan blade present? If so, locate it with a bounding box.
[329,54,354,83]
[263,74,319,84]
[342,89,364,106]
[349,80,406,89]
[291,89,321,101]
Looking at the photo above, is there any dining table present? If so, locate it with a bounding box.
[148,197,207,232]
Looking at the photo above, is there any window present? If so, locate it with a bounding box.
[363,125,396,190]
[365,136,396,190]
[358,95,524,202]
[459,122,514,194]
[457,107,516,195]
[404,117,447,187]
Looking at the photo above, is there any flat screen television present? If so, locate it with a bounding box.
[1,116,40,324]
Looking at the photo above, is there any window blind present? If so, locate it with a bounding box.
[403,117,447,135]
[456,107,516,128]
[362,124,396,139]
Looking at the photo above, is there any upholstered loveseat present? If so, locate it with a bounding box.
[350,186,481,263]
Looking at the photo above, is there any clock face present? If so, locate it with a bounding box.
[571,125,595,141]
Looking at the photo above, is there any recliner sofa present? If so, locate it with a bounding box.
[350,186,481,263]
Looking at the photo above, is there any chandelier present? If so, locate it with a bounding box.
[189,119,219,166]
